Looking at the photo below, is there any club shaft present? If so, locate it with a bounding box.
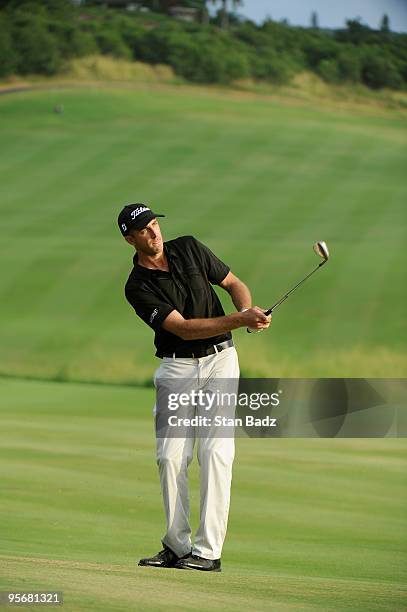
[265,260,326,316]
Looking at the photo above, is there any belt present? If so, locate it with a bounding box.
[160,339,234,359]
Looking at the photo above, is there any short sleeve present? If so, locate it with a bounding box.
[192,238,230,285]
[125,284,174,331]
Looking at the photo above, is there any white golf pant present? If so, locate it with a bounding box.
[153,346,239,561]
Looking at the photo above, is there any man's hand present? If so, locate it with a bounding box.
[240,307,272,332]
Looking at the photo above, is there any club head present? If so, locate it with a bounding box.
[313,241,329,261]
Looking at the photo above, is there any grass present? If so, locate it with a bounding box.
[0,83,406,382]
[0,378,406,611]
[1,75,405,612]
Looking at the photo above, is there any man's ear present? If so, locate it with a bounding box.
[124,234,136,247]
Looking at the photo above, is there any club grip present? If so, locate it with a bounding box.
[245,307,272,333]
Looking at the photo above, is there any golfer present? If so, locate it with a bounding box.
[118,203,271,572]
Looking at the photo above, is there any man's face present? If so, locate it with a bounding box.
[126,218,163,255]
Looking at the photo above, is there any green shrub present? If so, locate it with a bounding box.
[94,27,132,59]
[70,29,98,57]
[251,50,295,84]
[302,33,340,69]
[117,20,146,61]
[0,14,18,76]
[139,25,249,84]
[141,22,185,65]
[167,36,228,83]
[12,14,62,75]
[361,48,403,89]
[318,58,340,83]
[224,48,250,81]
[337,48,361,82]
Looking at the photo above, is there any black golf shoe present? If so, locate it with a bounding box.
[138,545,191,569]
[174,554,221,572]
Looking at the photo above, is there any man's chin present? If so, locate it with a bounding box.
[149,244,163,255]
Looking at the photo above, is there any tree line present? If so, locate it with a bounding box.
[0,0,406,90]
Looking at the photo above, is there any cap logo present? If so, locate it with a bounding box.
[121,223,127,232]
[130,206,149,220]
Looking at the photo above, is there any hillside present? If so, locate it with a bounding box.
[0,82,406,383]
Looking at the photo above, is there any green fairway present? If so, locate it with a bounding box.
[0,85,406,381]
[0,378,406,611]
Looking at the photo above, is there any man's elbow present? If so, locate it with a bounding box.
[162,311,191,340]
[222,277,245,294]
[178,324,196,341]
[174,327,190,341]
[226,280,240,294]
[176,323,201,341]
[162,321,191,341]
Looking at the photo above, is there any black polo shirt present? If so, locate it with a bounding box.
[125,235,232,357]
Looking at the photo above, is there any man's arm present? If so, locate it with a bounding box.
[161,270,271,340]
[162,308,270,340]
[219,271,251,311]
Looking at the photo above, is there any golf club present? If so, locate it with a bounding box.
[247,241,330,333]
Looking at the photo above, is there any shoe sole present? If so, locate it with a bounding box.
[138,562,177,568]
[175,565,221,572]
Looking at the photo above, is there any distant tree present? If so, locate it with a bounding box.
[318,58,340,83]
[380,14,390,33]
[209,0,243,29]
[343,18,370,45]
[251,48,295,84]
[94,27,132,59]
[310,11,319,29]
[361,47,403,89]
[156,27,249,82]
[12,14,62,75]
[337,47,361,82]
[0,14,18,76]
[0,0,74,16]
[302,34,339,69]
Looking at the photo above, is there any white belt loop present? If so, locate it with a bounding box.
[172,352,176,360]
[214,344,219,354]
